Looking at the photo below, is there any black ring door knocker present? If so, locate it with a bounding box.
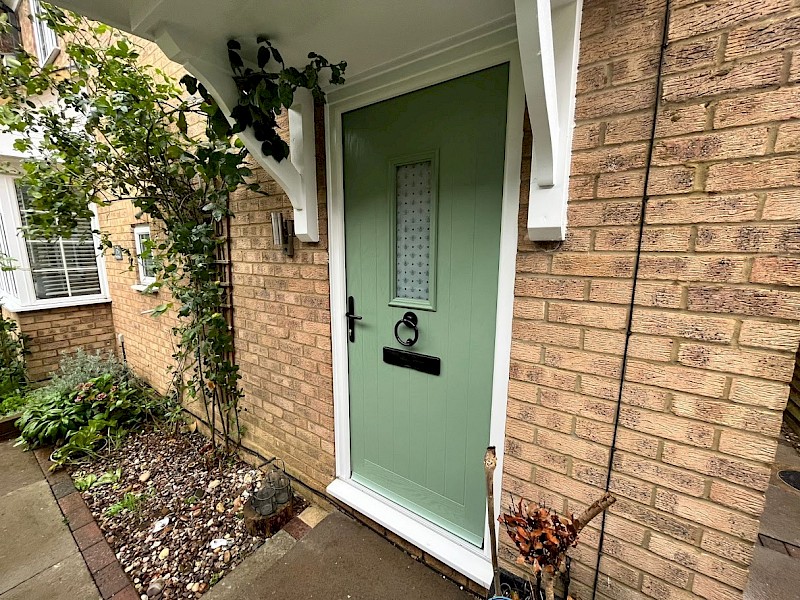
[394,312,419,347]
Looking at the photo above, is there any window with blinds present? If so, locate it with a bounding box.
[16,186,102,300]
[0,209,18,299]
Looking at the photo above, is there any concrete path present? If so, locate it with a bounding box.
[744,439,800,600]
[0,440,99,600]
[207,511,476,600]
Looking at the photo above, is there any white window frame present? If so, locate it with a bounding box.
[1,1,21,13]
[0,174,109,312]
[28,0,59,66]
[132,223,155,289]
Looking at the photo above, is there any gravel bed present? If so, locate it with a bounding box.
[71,428,274,599]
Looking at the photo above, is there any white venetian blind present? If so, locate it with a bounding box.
[16,185,101,300]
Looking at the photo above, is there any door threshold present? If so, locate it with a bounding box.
[326,477,493,588]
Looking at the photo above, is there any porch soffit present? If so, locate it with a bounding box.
[52,0,579,242]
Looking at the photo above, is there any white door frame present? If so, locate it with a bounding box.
[325,21,524,588]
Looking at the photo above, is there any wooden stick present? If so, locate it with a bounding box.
[574,492,617,533]
[484,447,501,595]
[542,570,555,600]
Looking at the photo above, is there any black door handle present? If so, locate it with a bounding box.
[346,296,362,342]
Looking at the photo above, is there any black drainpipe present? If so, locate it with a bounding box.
[590,1,672,597]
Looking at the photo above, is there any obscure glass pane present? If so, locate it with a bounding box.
[395,161,432,301]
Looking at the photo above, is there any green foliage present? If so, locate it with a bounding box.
[0,7,244,451]
[0,309,28,400]
[74,467,122,492]
[16,373,163,467]
[0,393,28,416]
[222,37,346,161]
[47,348,136,397]
[0,7,346,454]
[106,492,147,516]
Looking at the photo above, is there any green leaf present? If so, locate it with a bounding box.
[176,112,187,134]
[257,46,270,70]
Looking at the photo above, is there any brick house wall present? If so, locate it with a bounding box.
[96,199,176,395]
[501,1,800,599]
[2,303,115,382]
[96,1,800,597]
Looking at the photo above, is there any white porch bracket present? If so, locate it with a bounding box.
[156,30,320,243]
[515,0,583,241]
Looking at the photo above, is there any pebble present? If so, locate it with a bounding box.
[146,578,164,597]
[70,430,275,600]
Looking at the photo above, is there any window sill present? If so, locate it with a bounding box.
[131,283,157,294]
[0,294,111,313]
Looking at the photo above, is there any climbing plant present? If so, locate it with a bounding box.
[224,37,346,161]
[0,307,28,400]
[0,6,345,452]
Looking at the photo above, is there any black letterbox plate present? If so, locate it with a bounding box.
[382,347,441,376]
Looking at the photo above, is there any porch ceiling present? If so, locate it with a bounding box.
[56,0,516,84]
[52,0,581,245]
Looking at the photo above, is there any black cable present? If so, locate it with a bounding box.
[590,1,672,597]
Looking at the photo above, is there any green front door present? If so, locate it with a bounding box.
[343,65,509,546]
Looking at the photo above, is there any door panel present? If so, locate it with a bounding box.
[343,64,509,545]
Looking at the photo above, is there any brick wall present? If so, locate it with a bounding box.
[227,108,335,491]
[3,303,115,382]
[97,199,176,395]
[502,0,800,598]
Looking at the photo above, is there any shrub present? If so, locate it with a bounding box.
[47,349,135,398]
[0,310,27,399]
[0,393,28,416]
[17,373,164,467]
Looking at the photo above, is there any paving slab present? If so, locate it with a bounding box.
[205,531,297,599]
[744,545,800,600]
[0,438,41,496]
[773,442,800,469]
[0,478,81,593]
[0,552,99,600]
[757,483,800,546]
[0,441,98,599]
[207,511,474,600]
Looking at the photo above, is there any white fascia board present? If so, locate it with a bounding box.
[155,29,319,243]
[517,0,582,241]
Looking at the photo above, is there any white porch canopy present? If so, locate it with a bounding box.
[52,0,581,242]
